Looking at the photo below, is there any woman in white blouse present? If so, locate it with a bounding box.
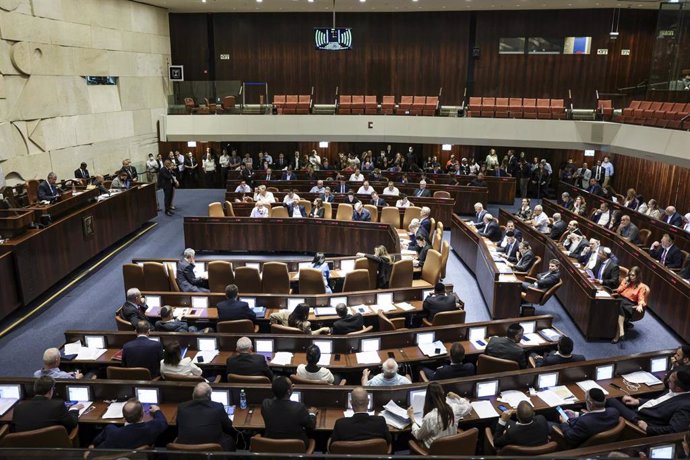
[296,344,334,383]
[407,382,471,449]
[160,341,202,378]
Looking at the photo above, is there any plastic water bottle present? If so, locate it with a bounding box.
[239,389,247,409]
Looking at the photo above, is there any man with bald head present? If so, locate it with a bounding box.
[362,358,411,386]
[177,382,235,450]
[493,400,549,449]
[329,387,391,447]
[91,398,167,449]
[34,347,83,379]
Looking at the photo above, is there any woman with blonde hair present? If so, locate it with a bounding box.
[357,245,394,288]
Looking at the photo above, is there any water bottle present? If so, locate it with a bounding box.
[239,389,247,409]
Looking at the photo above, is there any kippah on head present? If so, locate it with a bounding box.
[589,388,605,403]
[506,231,515,237]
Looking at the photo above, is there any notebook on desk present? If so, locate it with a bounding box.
[112,349,123,361]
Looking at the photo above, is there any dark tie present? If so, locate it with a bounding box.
[597,261,607,280]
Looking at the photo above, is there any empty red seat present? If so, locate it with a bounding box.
[364,95,377,114]
[410,96,425,115]
[423,96,438,116]
[397,96,413,115]
[667,103,690,129]
[381,96,395,115]
[522,98,537,119]
[622,100,641,118]
[480,97,495,117]
[351,95,364,115]
[597,100,613,120]
[632,101,652,118]
[509,98,523,118]
[468,97,482,117]
[338,95,351,114]
[494,98,509,118]
[296,95,311,114]
[550,99,565,119]
[536,99,551,119]
[283,95,298,114]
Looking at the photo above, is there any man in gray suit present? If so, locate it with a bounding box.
[176,248,209,292]
[617,215,640,245]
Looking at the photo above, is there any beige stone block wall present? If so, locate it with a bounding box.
[0,0,170,184]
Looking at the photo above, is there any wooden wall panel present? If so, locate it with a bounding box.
[169,14,210,81]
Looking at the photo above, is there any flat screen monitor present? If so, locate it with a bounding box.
[84,335,106,349]
[312,340,333,355]
[66,386,91,402]
[340,260,355,272]
[287,298,305,312]
[197,337,218,351]
[377,292,393,307]
[146,295,161,308]
[360,338,380,352]
[314,27,353,51]
[415,332,435,345]
[537,372,559,389]
[191,296,208,309]
[476,380,499,399]
[650,357,668,373]
[240,297,256,308]
[596,364,615,381]
[519,321,536,334]
[211,390,230,407]
[469,327,487,342]
[255,339,274,354]
[422,289,434,299]
[0,384,21,399]
[135,387,159,404]
[290,391,301,403]
[330,296,347,307]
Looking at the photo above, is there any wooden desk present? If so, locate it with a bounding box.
[502,209,620,340]
[27,188,100,221]
[184,217,401,255]
[0,252,20,319]
[541,199,690,341]
[450,215,522,319]
[0,185,157,308]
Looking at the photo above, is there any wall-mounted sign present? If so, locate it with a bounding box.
[597,49,609,55]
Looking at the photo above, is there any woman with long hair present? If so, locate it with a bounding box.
[516,198,532,220]
[407,382,471,449]
[612,266,650,344]
[572,195,587,217]
[310,197,325,218]
[160,341,202,377]
[286,303,329,335]
[311,252,331,293]
[358,245,394,288]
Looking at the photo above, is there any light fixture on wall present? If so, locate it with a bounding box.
[319,141,329,148]
[609,8,620,40]
[442,144,452,151]
[187,141,197,147]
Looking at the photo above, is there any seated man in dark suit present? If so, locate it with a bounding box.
[329,387,391,447]
[261,376,317,448]
[549,213,567,240]
[177,382,235,451]
[412,180,432,198]
[37,172,62,202]
[370,192,386,207]
[226,337,273,380]
[74,162,90,182]
[90,398,168,450]
[662,206,683,227]
[288,201,308,218]
[485,323,527,368]
[493,400,549,449]
[155,306,198,332]
[469,173,488,187]
[586,178,603,196]
[531,336,585,367]
[509,241,535,273]
[331,303,363,335]
[320,187,335,203]
[281,166,298,181]
[422,282,462,321]
[217,284,256,322]
[421,342,475,381]
[472,202,488,229]
[591,247,620,289]
[478,213,502,242]
[176,248,209,292]
[12,376,81,433]
[407,218,429,250]
[649,234,683,269]
[352,202,371,221]
[607,369,690,435]
[496,231,520,263]
[414,235,432,268]
[521,259,561,292]
[119,288,153,329]
[121,321,164,378]
[558,388,620,447]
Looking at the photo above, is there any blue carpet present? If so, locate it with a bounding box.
[0,191,679,377]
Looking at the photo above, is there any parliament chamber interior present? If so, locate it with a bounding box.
[1,0,690,458]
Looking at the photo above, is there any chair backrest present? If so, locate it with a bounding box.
[222,96,236,110]
[298,199,312,215]
[433,190,451,198]
[270,206,288,218]
[227,373,271,384]
[364,204,378,222]
[580,417,626,447]
[526,255,542,278]
[322,201,332,219]
[440,240,450,279]
[618,265,629,284]
[224,201,235,217]
[380,206,401,228]
[402,206,422,229]
[115,309,133,331]
[389,259,413,288]
[143,262,171,291]
[289,374,333,385]
[234,266,261,293]
[167,442,223,452]
[354,257,377,290]
[261,262,290,294]
[335,203,353,221]
[0,425,72,448]
[538,278,563,305]
[421,249,443,285]
[26,180,39,205]
[208,202,224,217]
[432,228,443,252]
[477,354,519,374]
[382,95,395,105]
[343,269,370,292]
[250,435,307,453]
[217,319,256,333]
[298,268,326,294]
[166,261,180,292]
[207,260,234,293]
[122,263,144,293]
[499,441,559,455]
[270,323,304,334]
[162,372,206,382]
[431,309,466,326]
[330,438,389,454]
[429,428,479,456]
[377,310,398,331]
[106,366,152,380]
[638,228,651,246]
[347,325,374,335]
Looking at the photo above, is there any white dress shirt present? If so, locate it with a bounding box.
[532,213,550,233]
[382,187,400,196]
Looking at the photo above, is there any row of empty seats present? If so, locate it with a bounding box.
[613,100,690,129]
[467,97,567,119]
[272,95,312,114]
[183,96,236,114]
[337,95,439,116]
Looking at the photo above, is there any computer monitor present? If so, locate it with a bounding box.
[135,387,159,404]
[211,390,230,407]
[197,337,218,351]
[415,332,435,345]
[240,297,256,308]
[360,338,380,352]
[650,357,668,374]
[422,289,434,299]
[408,389,426,414]
[193,262,206,277]
[255,339,274,354]
[596,364,615,381]
[290,391,301,403]
[0,384,21,399]
[377,292,393,307]
[287,298,305,312]
[84,335,106,349]
[146,295,161,308]
[476,380,499,399]
[66,386,91,402]
[468,326,487,342]
[298,262,311,270]
[519,321,536,334]
[191,296,208,309]
[340,260,355,272]
[312,340,333,355]
[347,392,373,410]
[649,444,675,459]
[330,296,348,307]
[536,372,559,390]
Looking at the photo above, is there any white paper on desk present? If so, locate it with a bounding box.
[536,390,566,407]
[75,401,93,416]
[371,303,396,313]
[343,409,375,418]
[552,385,576,400]
[383,400,409,420]
[622,371,662,386]
[64,341,81,355]
[576,380,609,396]
[395,302,415,311]
[75,347,106,361]
[401,249,417,256]
[271,352,293,366]
[317,354,331,366]
[315,307,337,316]
[521,333,546,345]
[381,410,409,429]
[499,274,518,282]
[102,402,126,419]
[418,340,447,357]
[595,290,611,298]
[194,350,219,364]
[498,390,533,408]
[0,398,18,416]
[471,400,499,419]
[173,307,189,319]
[356,351,381,364]
[496,264,513,274]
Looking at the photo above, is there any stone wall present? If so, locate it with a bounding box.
[0,0,170,183]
